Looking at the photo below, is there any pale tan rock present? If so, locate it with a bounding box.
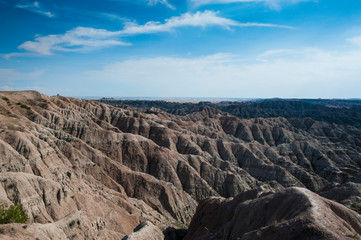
[0,91,199,239]
[1,91,361,239]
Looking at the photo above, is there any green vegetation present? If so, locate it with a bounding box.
[262,183,271,190]
[2,97,11,106]
[347,233,361,240]
[351,201,361,214]
[173,221,188,230]
[69,220,76,228]
[0,203,28,224]
[16,102,31,110]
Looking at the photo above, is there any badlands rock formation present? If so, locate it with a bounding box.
[0,91,360,239]
[185,187,361,240]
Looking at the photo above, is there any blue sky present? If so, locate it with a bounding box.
[1,0,361,98]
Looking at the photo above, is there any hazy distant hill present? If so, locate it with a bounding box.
[99,98,361,125]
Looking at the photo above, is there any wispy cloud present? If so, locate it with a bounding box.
[120,10,290,35]
[109,0,176,10]
[190,0,315,10]
[100,13,130,22]
[347,35,361,47]
[5,11,289,57]
[2,52,32,59]
[0,69,45,81]
[147,0,176,10]
[17,27,130,55]
[15,1,54,18]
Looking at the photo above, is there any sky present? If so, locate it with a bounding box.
[1,0,361,98]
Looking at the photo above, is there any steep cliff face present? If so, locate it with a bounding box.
[1,91,361,239]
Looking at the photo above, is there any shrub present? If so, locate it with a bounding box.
[16,102,30,110]
[173,221,188,230]
[2,97,11,106]
[21,104,30,110]
[352,234,361,240]
[348,233,361,240]
[69,220,76,228]
[351,201,361,214]
[0,203,28,224]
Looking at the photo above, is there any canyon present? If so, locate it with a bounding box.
[0,91,361,239]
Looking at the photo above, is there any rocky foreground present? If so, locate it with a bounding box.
[0,91,360,239]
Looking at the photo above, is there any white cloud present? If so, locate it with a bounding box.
[120,10,289,35]
[2,52,32,59]
[147,0,176,10]
[15,1,54,18]
[0,69,45,81]
[6,11,287,57]
[18,27,130,55]
[83,39,361,98]
[109,0,176,10]
[190,0,315,9]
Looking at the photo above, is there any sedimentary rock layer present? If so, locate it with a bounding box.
[0,91,361,239]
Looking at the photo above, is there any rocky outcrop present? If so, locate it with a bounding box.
[185,187,361,240]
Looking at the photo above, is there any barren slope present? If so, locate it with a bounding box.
[185,187,361,240]
[0,91,361,239]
